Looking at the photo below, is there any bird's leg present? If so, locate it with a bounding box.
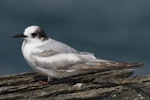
[48,76,53,82]
[39,76,52,85]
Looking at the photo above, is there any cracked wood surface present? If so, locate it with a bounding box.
[0,69,150,100]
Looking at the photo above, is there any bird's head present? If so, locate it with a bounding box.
[13,25,48,42]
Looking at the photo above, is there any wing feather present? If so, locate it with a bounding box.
[31,38,97,70]
[31,53,82,70]
[37,39,79,53]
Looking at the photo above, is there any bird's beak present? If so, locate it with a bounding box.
[12,34,27,38]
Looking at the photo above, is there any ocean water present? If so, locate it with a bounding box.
[0,0,149,75]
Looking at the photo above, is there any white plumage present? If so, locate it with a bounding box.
[13,25,143,81]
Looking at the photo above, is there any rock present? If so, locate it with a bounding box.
[0,69,150,100]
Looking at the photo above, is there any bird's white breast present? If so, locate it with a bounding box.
[21,39,83,78]
[21,40,42,71]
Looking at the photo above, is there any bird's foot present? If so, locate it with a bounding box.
[39,81,50,85]
[39,76,53,85]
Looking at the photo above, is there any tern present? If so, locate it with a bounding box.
[13,25,143,84]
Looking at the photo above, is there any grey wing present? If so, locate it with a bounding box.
[31,53,84,70]
[67,59,143,71]
[31,38,99,71]
[31,51,142,73]
[32,39,117,70]
[38,39,79,54]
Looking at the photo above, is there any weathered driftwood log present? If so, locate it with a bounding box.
[0,69,150,100]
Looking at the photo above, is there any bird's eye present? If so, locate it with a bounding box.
[31,33,37,36]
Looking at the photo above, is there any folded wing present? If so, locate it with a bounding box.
[31,50,143,72]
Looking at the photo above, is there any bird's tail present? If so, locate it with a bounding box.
[70,59,143,71]
[93,62,144,70]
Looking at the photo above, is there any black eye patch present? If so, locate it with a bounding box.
[31,33,38,37]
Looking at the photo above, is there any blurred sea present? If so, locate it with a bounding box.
[0,0,149,75]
